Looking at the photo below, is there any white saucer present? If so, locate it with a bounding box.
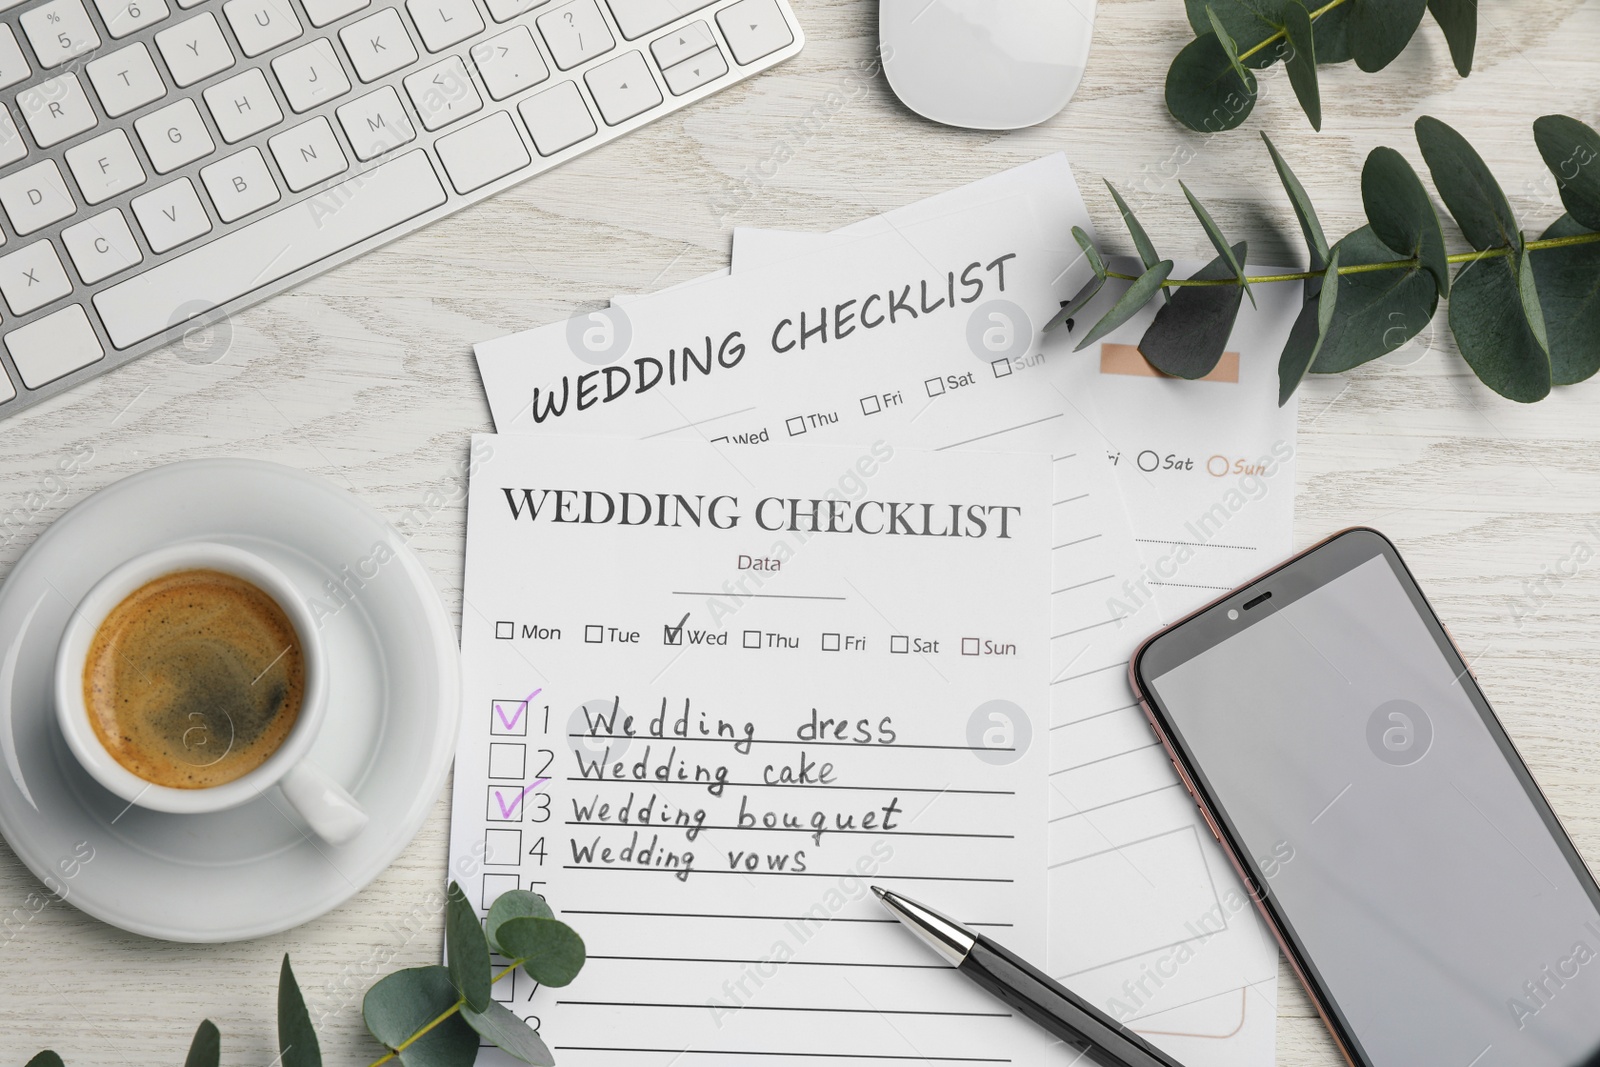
[0,459,459,942]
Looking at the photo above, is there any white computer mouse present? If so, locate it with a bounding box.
[879,0,1097,131]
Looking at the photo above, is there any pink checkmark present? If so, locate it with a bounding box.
[494,777,549,818]
[494,688,542,731]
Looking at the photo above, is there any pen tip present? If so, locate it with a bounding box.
[870,885,888,901]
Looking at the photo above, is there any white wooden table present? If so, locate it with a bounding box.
[2,0,1597,1063]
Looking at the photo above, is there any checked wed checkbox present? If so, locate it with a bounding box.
[486,779,547,822]
[663,611,690,646]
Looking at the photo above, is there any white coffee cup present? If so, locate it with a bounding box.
[54,541,369,845]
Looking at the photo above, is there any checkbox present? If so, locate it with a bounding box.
[822,633,841,652]
[991,358,1013,378]
[663,615,688,646]
[495,621,514,639]
[786,416,807,436]
[890,635,910,654]
[482,872,520,909]
[743,629,762,649]
[488,783,531,822]
[490,698,530,736]
[585,624,604,643]
[961,637,980,656]
[488,743,527,780]
[484,828,522,866]
[860,395,881,415]
[924,377,945,397]
[491,967,516,1003]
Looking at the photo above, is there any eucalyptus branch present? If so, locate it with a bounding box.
[367,961,527,1067]
[1061,118,1600,406]
[1235,0,1349,64]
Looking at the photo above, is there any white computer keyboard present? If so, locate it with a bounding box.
[0,0,802,419]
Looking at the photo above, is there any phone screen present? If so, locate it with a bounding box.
[1141,535,1600,1067]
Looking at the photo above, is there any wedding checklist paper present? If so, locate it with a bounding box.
[471,156,1280,1062]
[447,434,1057,1066]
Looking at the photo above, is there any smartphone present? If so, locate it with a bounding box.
[1131,528,1600,1067]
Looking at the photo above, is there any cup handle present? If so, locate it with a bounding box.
[279,761,369,845]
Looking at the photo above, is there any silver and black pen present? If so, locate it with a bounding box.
[872,887,1184,1067]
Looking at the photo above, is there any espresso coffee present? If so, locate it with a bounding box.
[83,568,304,789]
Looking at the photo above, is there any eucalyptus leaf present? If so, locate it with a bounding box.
[1533,115,1600,232]
[1531,214,1600,385]
[461,1001,556,1066]
[1075,261,1174,351]
[1106,183,1163,276]
[185,1020,221,1067]
[1073,226,1106,280]
[487,889,554,954]
[1206,6,1252,86]
[1281,0,1320,130]
[1045,274,1106,332]
[364,966,480,1067]
[1262,133,1328,275]
[1449,249,1552,402]
[1311,226,1438,372]
[446,882,492,1013]
[1312,2,1354,64]
[1139,242,1249,379]
[1361,147,1449,296]
[1180,182,1253,305]
[1415,116,1518,252]
[1278,247,1341,405]
[1349,0,1427,72]
[278,955,322,1067]
[1182,0,1285,67]
[1166,33,1257,133]
[1426,0,1476,76]
[496,916,587,988]
[25,1054,65,1067]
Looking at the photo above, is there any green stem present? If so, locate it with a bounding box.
[1236,0,1351,64]
[1101,230,1600,288]
[367,962,525,1067]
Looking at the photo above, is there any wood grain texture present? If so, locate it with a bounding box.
[2,0,1598,1062]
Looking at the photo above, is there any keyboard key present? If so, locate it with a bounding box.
[156,14,236,87]
[135,98,215,173]
[0,26,32,91]
[408,0,483,52]
[660,43,723,95]
[224,0,303,55]
[201,147,281,221]
[471,26,548,100]
[6,304,103,389]
[95,150,446,349]
[404,55,482,130]
[94,0,170,39]
[0,106,26,168]
[604,0,713,40]
[584,50,659,125]
[537,0,614,69]
[268,115,347,189]
[0,240,71,315]
[715,0,790,65]
[132,178,211,252]
[204,67,284,141]
[62,209,144,283]
[484,0,547,22]
[304,0,368,25]
[66,129,146,204]
[518,79,593,155]
[18,73,97,148]
[21,0,101,69]
[87,43,168,117]
[174,0,207,10]
[649,18,711,68]
[273,37,351,111]
[340,8,418,82]
[336,85,415,159]
[435,110,528,193]
[0,161,74,235]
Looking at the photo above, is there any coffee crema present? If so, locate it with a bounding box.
[83,568,304,789]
